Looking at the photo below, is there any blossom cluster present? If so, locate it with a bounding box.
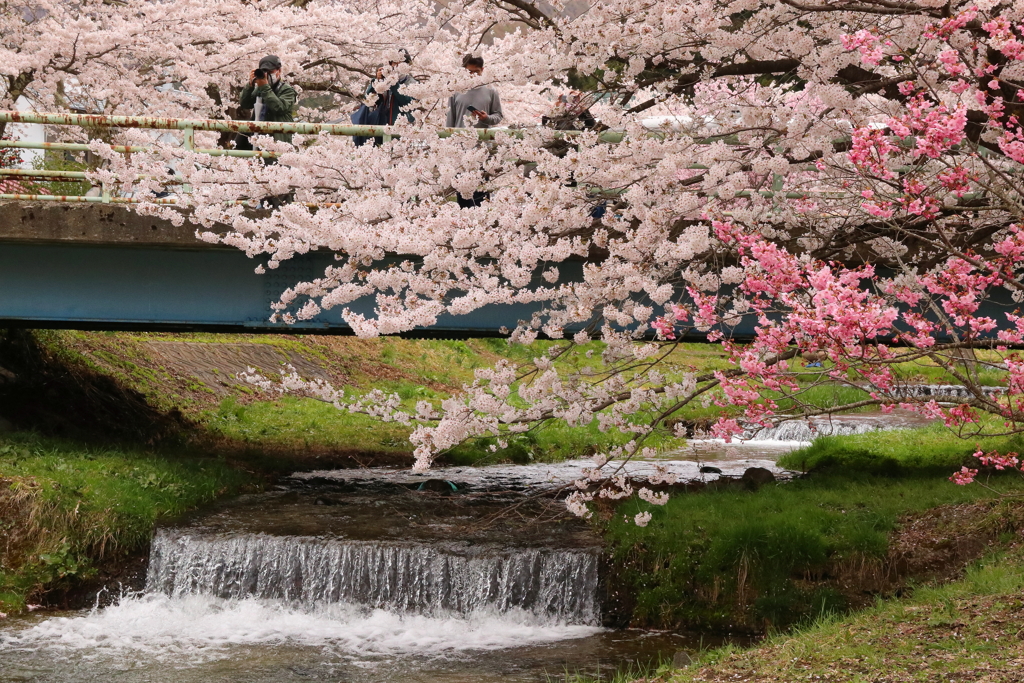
[11,1,1024,521]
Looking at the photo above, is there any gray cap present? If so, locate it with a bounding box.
[258,55,282,70]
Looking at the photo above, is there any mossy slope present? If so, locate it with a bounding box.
[0,433,250,612]
[665,548,1024,683]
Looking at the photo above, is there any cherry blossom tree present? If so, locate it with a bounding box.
[8,1,1024,518]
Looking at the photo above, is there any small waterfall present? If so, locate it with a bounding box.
[146,530,601,625]
[745,419,884,442]
[894,384,1004,400]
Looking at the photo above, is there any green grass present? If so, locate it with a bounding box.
[0,432,252,611]
[606,425,1024,632]
[31,152,91,196]
[206,395,413,454]
[207,395,684,466]
[666,549,1024,682]
[771,384,872,412]
[445,418,639,466]
[778,422,1024,475]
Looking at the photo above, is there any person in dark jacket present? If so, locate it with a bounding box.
[236,54,298,150]
[352,48,418,147]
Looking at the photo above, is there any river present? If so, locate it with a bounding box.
[0,410,930,682]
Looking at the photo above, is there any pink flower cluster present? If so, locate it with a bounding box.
[651,304,690,340]
[840,30,886,66]
[950,449,1023,486]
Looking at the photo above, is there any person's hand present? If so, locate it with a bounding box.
[249,70,257,85]
[254,74,269,87]
[471,109,488,121]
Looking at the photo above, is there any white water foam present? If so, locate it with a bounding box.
[744,418,885,442]
[1,594,601,663]
[146,531,602,624]
[895,384,1004,400]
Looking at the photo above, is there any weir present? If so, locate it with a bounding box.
[747,418,892,442]
[146,530,601,625]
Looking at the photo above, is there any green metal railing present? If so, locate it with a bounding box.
[1,110,603,204]
[0,110,833,206]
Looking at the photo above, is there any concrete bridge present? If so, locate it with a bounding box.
[0,110,617,338]
[0,203,588,337]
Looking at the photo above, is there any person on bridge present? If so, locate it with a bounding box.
[235,55,298,151]
[445,55,503,130]
[352,48,418,147]
[446,55,503,208]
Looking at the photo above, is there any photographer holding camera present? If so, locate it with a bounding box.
[236,55,297,150]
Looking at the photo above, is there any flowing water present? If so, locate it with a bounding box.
[0,403,941,681]
[146,531,601,623]
[0,465,737,682]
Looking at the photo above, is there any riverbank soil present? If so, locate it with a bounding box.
[662,548,1024,683]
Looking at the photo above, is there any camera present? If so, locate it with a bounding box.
[253,68,267,79]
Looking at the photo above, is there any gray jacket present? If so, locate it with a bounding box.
[445,86,503,128]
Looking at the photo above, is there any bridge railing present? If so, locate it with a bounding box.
[0,110,848,205]
[0,110,592,204]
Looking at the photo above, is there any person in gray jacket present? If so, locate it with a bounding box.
[445,55,503,129]
[447,55,502,208]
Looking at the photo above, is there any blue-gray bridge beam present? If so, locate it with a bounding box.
[0,203,582,337]
[5,203,1007,342]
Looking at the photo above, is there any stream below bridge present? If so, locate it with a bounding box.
[0,409,934,682]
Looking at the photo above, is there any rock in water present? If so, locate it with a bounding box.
[416,479,458,493]
[741,467,775,490]
[699,465,722,474]
[672,650,694,668]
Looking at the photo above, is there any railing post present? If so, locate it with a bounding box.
[182,127,194,195]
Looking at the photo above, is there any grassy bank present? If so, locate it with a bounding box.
[5,329,1006,464]
[9,330,708,464]
[664,548,1024,682]
[0,432,252,612]
[605,425,1024,632]
[3,328,1021,625]
[777,422,1024,475]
